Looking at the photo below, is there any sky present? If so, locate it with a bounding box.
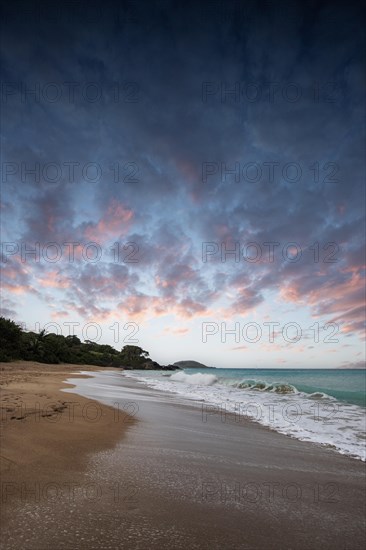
[0,0,365,368]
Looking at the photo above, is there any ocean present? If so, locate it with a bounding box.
[123,368,366,461]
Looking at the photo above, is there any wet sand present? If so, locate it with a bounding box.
[1,366,365,549]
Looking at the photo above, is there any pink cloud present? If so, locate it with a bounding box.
[38,270,70,289]
[279,268,365,337]
[164,327,189,335]
[83,200,134,243]
[1,257,35,295]
[51,310,69,319]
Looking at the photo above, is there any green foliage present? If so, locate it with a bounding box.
[0,317,23,361]
[119,345,150,367]
[0,317,168,369]
[0,317,128,367]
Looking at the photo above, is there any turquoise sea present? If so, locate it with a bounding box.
[183,367,366,407]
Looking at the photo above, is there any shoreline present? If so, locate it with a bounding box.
[1,364,365,549]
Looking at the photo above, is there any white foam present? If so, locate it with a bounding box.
[123,370,366,461]
[169,371,218,386]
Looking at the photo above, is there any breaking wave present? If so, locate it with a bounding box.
[230,379,297,394]
[170,371,218,386]
[168,374,337,399]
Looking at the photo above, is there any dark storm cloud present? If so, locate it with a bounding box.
[1,0,364,334]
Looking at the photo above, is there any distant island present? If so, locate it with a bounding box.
[173,360,211,369]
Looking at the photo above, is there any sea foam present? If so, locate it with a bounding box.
[123,369,366,461]
[170,371,218,386]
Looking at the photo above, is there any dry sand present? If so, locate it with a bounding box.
[0,361,133,537]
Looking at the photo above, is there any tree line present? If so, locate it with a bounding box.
[0,317,150,368]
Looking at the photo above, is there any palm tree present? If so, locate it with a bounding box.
[28,329,47,358]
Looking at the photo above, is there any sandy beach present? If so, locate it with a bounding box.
[1,364,365,549]
[0,361,135,549]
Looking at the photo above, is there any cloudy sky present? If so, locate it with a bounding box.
[1,0,365,368]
